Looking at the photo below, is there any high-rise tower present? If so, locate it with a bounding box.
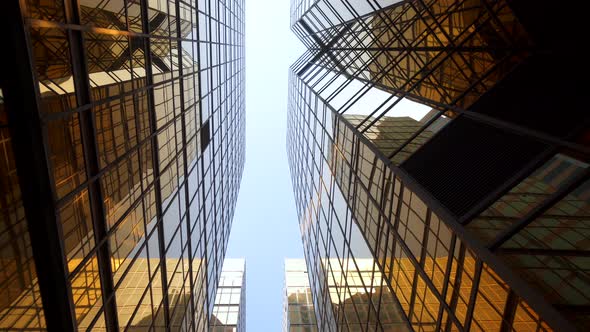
[287,1,588,331]
[0,0,245,330]
[283,259,318,332]
[210,258,246,332]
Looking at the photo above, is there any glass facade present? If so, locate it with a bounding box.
[283,259,318,332]
[0,0,244,330]
[210,258,246,332]
[288,1,588,331]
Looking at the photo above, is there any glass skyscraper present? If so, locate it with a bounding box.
[0,0,244,330]
[287,0,588,331]
[283,259,318,332]
[210,258,246,332]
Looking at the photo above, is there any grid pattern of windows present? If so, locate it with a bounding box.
[210,258,246,332]
[283,259,319,332]
[287,79,411,331]
[290,0,534,166]
[0,91,47,330]
[0,0,244,331]
[287,1,588,331]
[287,70,554,332]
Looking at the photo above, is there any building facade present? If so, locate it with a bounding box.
[210,258,246,332]
[283,259,319,332]
[0,0,245,330]
[287,0,588,331]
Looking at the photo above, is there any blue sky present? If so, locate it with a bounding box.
[225,0,306,330]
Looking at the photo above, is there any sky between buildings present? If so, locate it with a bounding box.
[225,0,306,330]
[224,0,434,330]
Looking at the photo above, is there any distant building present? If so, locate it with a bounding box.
[283,259,318,332]
[210,259,246,332]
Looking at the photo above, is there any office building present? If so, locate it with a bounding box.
[287,0,588,331]
[283,259,318,332]
[0,0,244,330]
[210,258,246,332]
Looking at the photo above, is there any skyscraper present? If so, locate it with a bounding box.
[287,1,588,331]
[0,0,244,330]
[283,259,318,332]
[210,258,246,332]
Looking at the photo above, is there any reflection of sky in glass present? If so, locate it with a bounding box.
[333,79,431,120]
[181,29,197,59]
[295,0,404,28]
[313,69,431,121]
[331,181,373,258]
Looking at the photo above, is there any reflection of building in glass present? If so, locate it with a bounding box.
[344,115,439,165]
[288,0,588,331]
[283,259,318,332]
[284,258,407,332]
[365,0,530,110]
[0,0,245,331]
[210,259,246,332]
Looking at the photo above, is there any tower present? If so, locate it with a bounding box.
[0,0,245,330]
[287,1,589,331]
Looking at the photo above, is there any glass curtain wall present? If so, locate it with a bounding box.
[0,0,245,331]
[210,258,246,332]
[287,0,589,331]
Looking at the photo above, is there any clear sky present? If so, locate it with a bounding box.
[225,0,306,330]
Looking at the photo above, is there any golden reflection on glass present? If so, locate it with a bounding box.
[46,114,87,199]
[322,258,408,331]
[0,100,47,330]
[4,0,243,329]
[30,26,74,91]
[110,203,146,283]
[72,255,103,328]
[25,0,65,22]
[345,114,437,164]
[59,189,94,274]
[167,257,191,329]
[113,258,157,330]
[470,265,508,331]
[465,153,589,328]
[295,111,554,331]
[469,154,587,242]
[367,0,531,109]
[80,0,126,30]
[101,149,143,222]
[284,259,318,332]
